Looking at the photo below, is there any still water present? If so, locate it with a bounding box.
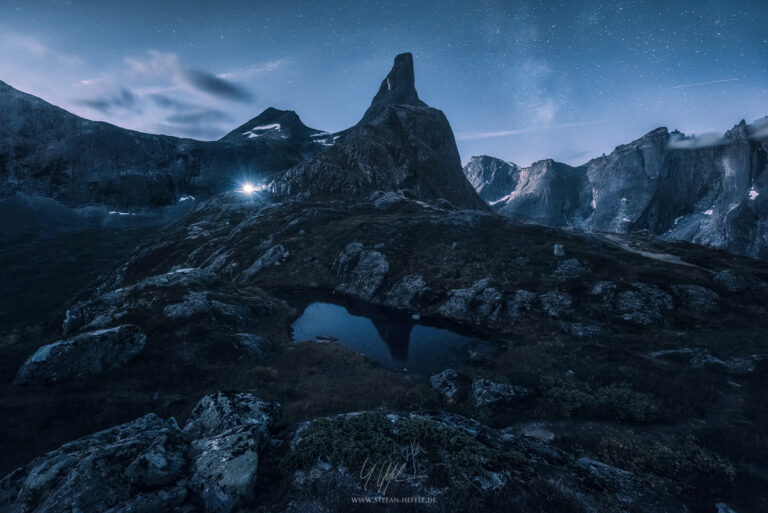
[291,301,491,375]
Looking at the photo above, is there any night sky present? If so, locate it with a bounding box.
[1,0,766,166]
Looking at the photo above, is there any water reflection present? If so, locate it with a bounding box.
[291,302,490,375]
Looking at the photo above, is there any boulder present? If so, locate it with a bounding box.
[554,258,589,279]
[712,269,767,293]
[189,426,262,513]
[538,291,572,317]
[0,414,180,513]
[14,325,146,385]
[62,268,216,335]
[615,283,673,326]
[240,244,290,282]
[430,369,461,400]
[332,242,389,300]
[472,378,529,407]
[0,392,281,513]
[504,289,537,320]
[124,431,188,487]
[183,391,280,440]
[439,278,503,324]
[672,284,719,313]
[383,274,429,308]
[163,292,255,324]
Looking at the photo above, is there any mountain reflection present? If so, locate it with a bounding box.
[290,301,481,375]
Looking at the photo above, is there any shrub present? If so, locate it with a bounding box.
[539,376,659,423]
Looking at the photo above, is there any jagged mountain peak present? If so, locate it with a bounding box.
[725,119,749,140]
[464,156,520,203]
[270,52,487,210]
[359,52,427,124]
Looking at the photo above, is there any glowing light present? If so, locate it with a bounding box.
[242,182,256,195]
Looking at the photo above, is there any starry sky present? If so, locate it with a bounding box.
[1,0,766,166]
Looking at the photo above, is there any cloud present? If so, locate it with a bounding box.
[166,109,231,125]
[181,69,253,102]
[149,94,195,110]
[749,117,768,139]
[1,32,83,67]
[149,93,232,136]
[76,88,139,114]
[217,59,289,79]
[667,131,729,149]
[125,50,253,103]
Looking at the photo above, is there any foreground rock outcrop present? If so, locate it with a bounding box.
[14,324,146,384]
[0,392,280,513]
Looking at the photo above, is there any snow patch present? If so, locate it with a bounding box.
[243,123,281,138]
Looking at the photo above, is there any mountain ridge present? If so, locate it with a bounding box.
[466,117,768,259]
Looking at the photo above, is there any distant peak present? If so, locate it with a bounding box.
[725,119,749,139]
[219,107,315,142]
[249,107,301,125]
[360,52,427,124]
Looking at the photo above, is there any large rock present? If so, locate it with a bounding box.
[713,269,767,292]
[239,244,290,282]
[439,278,503,324]
[472,378,529,408]
[0,392,281,513]
[671,284,719,313]
[383,274,429,308]
[14,324,146,384]
[430,369,461,401]
[332,242,389,300]
[62,267,216,335]
[189,426,263,513]
[615,283,674,326]
[182,391,280,440]
[0,413,180,513]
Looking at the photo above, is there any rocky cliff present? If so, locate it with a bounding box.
[0,81,328,239]
[468,119,768,259]
[270,53,488,210]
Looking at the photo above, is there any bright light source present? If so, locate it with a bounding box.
[242,182,256,195]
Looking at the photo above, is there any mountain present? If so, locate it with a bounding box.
[466,119,768,259]
[219,106,335,150]
[269,53,488,210]
[463,155,520,203]
[0,81,328,239]
[3,54,768,513]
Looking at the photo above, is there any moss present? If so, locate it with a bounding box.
[539,376,659,423]
[594,428,736,494]
[282,412,519,483]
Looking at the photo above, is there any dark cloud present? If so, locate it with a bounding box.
[181,69,253,102]
[166,109,231,125]
[151,93,232,131]
[76,88,138,113]
[149,93,190,110]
